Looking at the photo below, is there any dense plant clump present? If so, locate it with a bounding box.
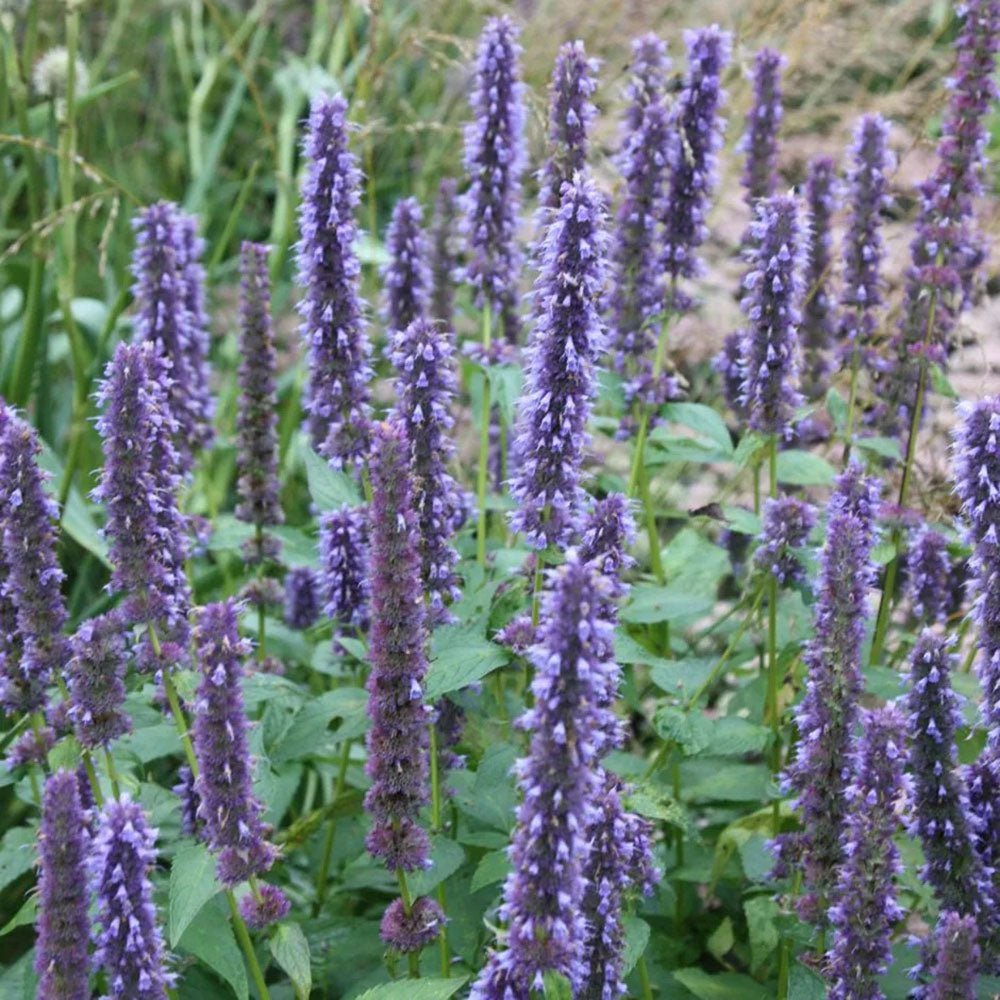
[4,4,1000,998]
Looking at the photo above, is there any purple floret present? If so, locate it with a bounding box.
[67,610,131,749]
[383,197,430,336]
[753,495,816,586]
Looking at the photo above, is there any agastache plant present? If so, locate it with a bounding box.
[429,177,460,330]
[775,463,880,924]
[461,15,525,342]
[471,556,621,997]
[235,241,283,562]
[906,526,951,623]
[35,771,90,1000]
[826,704,907,1000]
[383,197,430,335]
[0,409,70,714]
[753,495,816,586]
[94,342,191,670]
[297,93,373,467]
[67,611,131,749]
[510,175,608,549]
[319,505,370,640]
[739,48,784,211]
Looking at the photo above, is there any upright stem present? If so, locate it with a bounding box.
[636,459,664,583]
[313,738,351,915]
[395,867,421,979]
[476,307,492,567]
[428,725,450,977]
[842,347,862,463]
[636,954,654,1000]
[765,439,781,832]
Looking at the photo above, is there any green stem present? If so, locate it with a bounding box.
[103,746,122,800]
[636,458,663,583]
[314,738,351,915]
[476,307,492,566]
[226,890,271,1000]
[637,954,654,1000]
[842,347,862,463]
[626,312,674,498]
[428,725,450,976]
[765,439,781,833]
[81,751,105,807]
[395,867,421,978]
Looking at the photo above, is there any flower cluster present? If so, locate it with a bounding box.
[429,178,460,330]
[739,48,784,209]
[753,495,816,586]
[67,610,131,749]
[283,566,321,630]
[906,526,951,623]
[319,505,370,638]
[383,197,430,335]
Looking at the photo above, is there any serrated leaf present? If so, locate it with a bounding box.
[426,625,508,700]
[407,837,465,897]
[37,441,110,566]
[303,444,362,510]
[0,895,35,937]
[788,961,827,1000]
[663,402,734,455]
[47,735,82,772]
[542,971,573,1000]
[720,505,761,536]
[732,431,770,469]
[653,707,712,755]
[352,977,468,1000]
[470,849,510,892]
[169,841,221,947]
[269,922,312,1000]
[929,363,958,400]
[621,584,714,625]
[488,364,523,428]
[854,435,903,462]
[776,450,836,486]
[672,968,770,1000]
[178,898,248,1000]
[270,687,368,763]
[744,895,780,972]
[826,386,847,430]
[706,917,734,961]
[648,657,716,698]
[622,915,650,974]
[0,827,37,894]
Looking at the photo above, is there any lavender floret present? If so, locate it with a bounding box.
[383,197,430,336]
[319,505,370,639]
[67,611,131,749]
[753,495,816,586]
[906,527,951,623]
[283,566,321,630]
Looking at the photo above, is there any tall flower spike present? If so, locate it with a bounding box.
[90,797,173,999]
[510,175,608,549]
[838,115,892,356]
[537,40,599,214]
[753,495,816,586]
[319,505,370,639]
[738,194,804,438]
[826,704,907,1000]
[94,342,190,671]
[739,48,784,209]
[609,35,670,396]
[35,771,90,1000]
[235,242,283,554]
[461,15,526,343]
[297,93,373,468]
[799,156,838,400]
[67,611,131,749]
[390,317,464,621]
[283,566,320,631]
[470,557,621,997]
[131,202,209,473]
[775,462,880,924]
[715,329,748,419]
[383,197,430,336]
[0,411,70,713]
[905,631,994,924]
[364,422,432,872]
[923,911,980,1000]
[661,25,731,313]
[906,526,951,623]
[429,178,460,330]
[190,601,277,885]
[954,397,1000,728]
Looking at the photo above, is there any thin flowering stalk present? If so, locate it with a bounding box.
[383,196,430,336]
[461,15,526,343]
[799,156,838,402]
[429,178,460,330]
[906,526,951,623]
[94,342,191,671]
[470,556,621,997]
[190,601,277,886]
[66,611,131,750]
[509,175,608,550]
[297,93,373,468]
[739,48,784,213]
[390,317,463,621]
[774,463,880,926]
[826,704,907,1000]
[0,410,70,714]
[319,505,370,641]
[90,797,174,999]
[235,241,283,562]
[35,770,90,1000]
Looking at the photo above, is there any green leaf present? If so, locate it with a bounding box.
[270,687,368,763]
[169,841,222,947]
[0,896,36,937]
[269,923,312,1000]
[470,849,510,892]
[854,435,903,462]
[625,787,688,831]
[303,444,362,510]
[488,364,523,428]
[653,707,712,755]
[117,723,182,764]
[732,431,770,469]
[929,363,958,400]
[622,915,650,975]
[720,505,761,536]
[352,977,468,1000]
[47,734,82,772]
[407,837,465,897]
[826,386,847,431]
[662,528,729,598]
[744,895,780,972]
[681,761,773,802]
[648,657,716,699]
[709,717,772,757]
[706,917,735,961]
[621,584,714,625]
[542,971,574,1000]
[788,962,827,1000]
[648,431,731,465]
[672,968,771,1000]
[37,441,110,567]
[454,743,517,831]
[0,827,36,893]
[776,450,836,486]
[178,898,248,1000]
[426,625,509,700]
[663,402,733,455]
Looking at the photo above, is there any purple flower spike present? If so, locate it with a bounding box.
[716,329,748,419]
[461,15,526,342]
[35,771,90,1000]
[283,566,320,630]
[0,411,70,714]
[924,911,980,1000]
[364,423,432,872]
[380,896,445,954]
[131,202,212,473]
[661,25,731,313]
[753,495,816,586]
[838,115,892,357]
[429,178,461,330]
[905,631,994,923]
[319,505,369,638]
[538,40,599,214]
[800,157,838,399]
[191,601,277,885]
[91,797,173,999]
[67,611,131,750]
[383,197,430,335]
[239,883,291,931]
[775,462,880,925]
[94,342,191,671]
[297,93,373,468]
[739,48,784,208]
[470,556,621,997]
[510,175,608,549]
[826,704,907,1000]
[739,194,805,438]
[390,317,464,621]
[579,494,637,601]
[906,526,951,623]
[235,242,283,551]
[609,35,670,401]
[173,764,201,838]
